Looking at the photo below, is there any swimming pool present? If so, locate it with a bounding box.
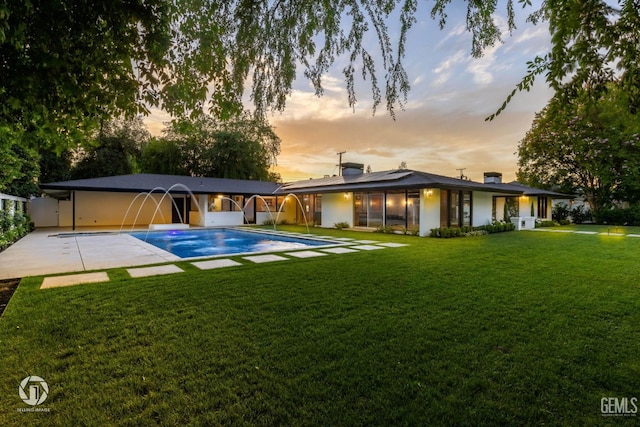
[129,228,336,259]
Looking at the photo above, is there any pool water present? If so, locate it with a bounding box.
[130,228,333,259]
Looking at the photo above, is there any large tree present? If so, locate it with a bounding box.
[3,0,640,149]
[72,118,150,179]
[159,114,281,181]
[517,83,640,209]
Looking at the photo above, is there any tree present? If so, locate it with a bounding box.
[38,148,73,185]
[163,114,281,181]
[2,143,39,198]
[0,0,640,140]
[3,0,640,149]
[72,118,150,179]
[139,138,188,176]
[517,83,640,210]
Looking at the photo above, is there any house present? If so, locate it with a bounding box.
[36,168,571,234]
[275,165,571,235]
[37,174,294,229]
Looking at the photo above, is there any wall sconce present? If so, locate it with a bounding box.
[425,189,433,198]
[343,192,350,200]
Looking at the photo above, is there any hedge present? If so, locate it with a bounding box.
[429,222,515,238]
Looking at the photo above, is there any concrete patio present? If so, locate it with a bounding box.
[0,228,180,280]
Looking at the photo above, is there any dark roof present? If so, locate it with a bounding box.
[276,169,523,194]
[40,174,281,196]
[495,181,574,198]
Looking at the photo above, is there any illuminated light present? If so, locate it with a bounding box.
[425,189,434,198]
[344,192,349,200]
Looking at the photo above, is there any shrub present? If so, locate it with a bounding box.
[334,221,350,230]
[552,203,571,221]
[374,225,396,234]
[537,220,557,228]
[429,222,513,238]
[0,207,33,252]
[262,218,276,226]
[570,205,592,224]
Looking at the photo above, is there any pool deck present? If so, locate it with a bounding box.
[0,228,180,280]
[0,227,409,282]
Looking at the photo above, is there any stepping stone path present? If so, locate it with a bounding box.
[39,236,411,289]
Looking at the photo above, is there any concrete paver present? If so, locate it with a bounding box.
[127,264,184,278]
[243,254,289,263]
[351,245,385,251]
[285,250,327,258]
[320,247,359,254]
[41,272,110,289]
[192,259,243,270]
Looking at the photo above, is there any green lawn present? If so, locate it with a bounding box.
[1,227,639,425]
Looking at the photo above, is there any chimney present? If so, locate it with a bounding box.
[484,172,502,184]
[342,162,364,176]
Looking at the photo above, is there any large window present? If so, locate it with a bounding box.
[353,192,384,227]
[385,192,406,227]
[407,191,420,230]
[440,190,473,227]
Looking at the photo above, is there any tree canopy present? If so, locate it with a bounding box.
[152,114,281,181]
[3,0,640,146]
[517,82,640,210]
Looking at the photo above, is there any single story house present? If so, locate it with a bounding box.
[36,166,571,235]
[37,174,295,229]
[275,165,571,235]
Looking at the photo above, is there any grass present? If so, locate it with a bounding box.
[1,226,639,425]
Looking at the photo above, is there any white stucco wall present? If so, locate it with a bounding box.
[518,196,536,218]
[472,192,494,226]
[320,192,353,228]
[419,188,441,236]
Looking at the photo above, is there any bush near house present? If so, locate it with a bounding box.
[552,203,571,222]
[0,205,33,251]
[430,222,515,238]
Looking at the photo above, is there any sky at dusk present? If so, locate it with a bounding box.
[144,3,554,183]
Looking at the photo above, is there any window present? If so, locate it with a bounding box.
[353,192,383,227]
[462,191,472,226]
[440,190,449,228]
[505,197,519,218]
[440,190,473,227]
[407,191,420,230]
[537,197,548,219]
[385,192,406,227]
[449,191,460,226]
